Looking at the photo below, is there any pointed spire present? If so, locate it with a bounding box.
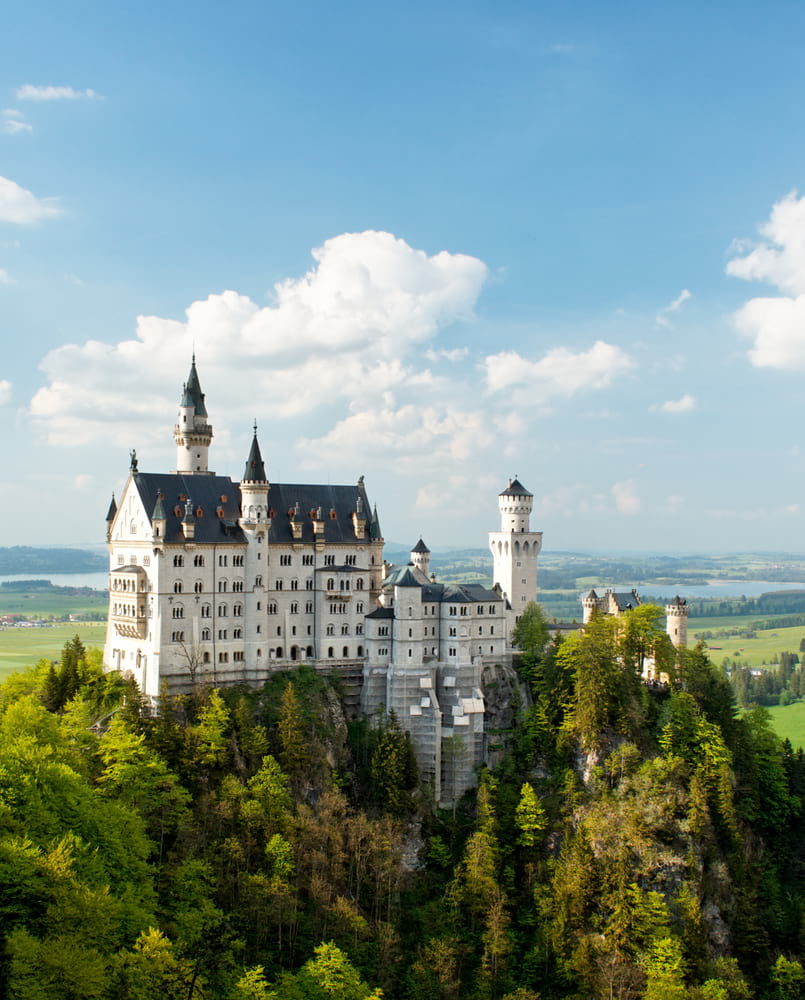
[242,424,267,483]
[412,538,430,554]
[152,491,166,522]
[370,503,382,540]
[181,355,208,417]
[105,493,117,522]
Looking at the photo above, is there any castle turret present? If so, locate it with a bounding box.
[239,423,269,525]
[666,596,689,649]
[411,538,431,577]
[239,425,270,672]
[152,491,167,543]
[105,493,117,541]
[488,477,543,629]
[582,589,599,624]
[174,355,214,475]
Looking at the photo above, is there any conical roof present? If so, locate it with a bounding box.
[499,477,532,498]
[412,538,430,554]
[105,494,117,522]
[181,354,207,417]
[242,427,267,483]
[152,492,166,521]
[370,503,382,540]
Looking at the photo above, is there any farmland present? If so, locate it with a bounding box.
[0,623,106,679]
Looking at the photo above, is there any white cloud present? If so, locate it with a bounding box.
[0,268,14,285]
[30,231,487,445]
[612,479,641,515]
[655,288,692,328]
[0,380,11,405]
[655,393,697,414]
[728,192,805,370]
[483,340,634,397]
[1,109,32,135]
[74,473,94,490]
[0,176,61,224]
[15,84,100,101]
[424,346,469,363]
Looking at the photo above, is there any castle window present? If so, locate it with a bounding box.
[143,556,150,566]
[356,624,363,635]
[328,647,334,658]
[341,624,349,635]
[275,580,283,590]
[267,603,277,614]
[218,651,229,663]
[302,554,314,566]
[357,645,363,656]
[218,580,228,592]
[171,631,185,642]
[408,606,413,617]
[290,602,298,614]
[202,628,210,641]
[203,651,210,663]
[490,646,494,653]
[218,629,227,640]
[291,579,299,591]
[408,628,413,638]
[449,607,456,616]
[233,555,243,567]
[280,554,292,566]
[219,555,228,567]
[234,628,242,639]
[218,604,227,617]
[478,646,482,654]
[233,581,243,592]
[356,602,364,614]
[172,607,184,619]
[117,555,124,566]
[194,555,204,567]
[201,604,211,618]
[327,624,334,636]
[449,627,456,637]
[173,555,184,568]
[330,509,337,520]
[478,627,483,635]
[490,626,494,635]
[306,579,314,590]
[257,648,262,656]
[324,555,335,566]
[194,580,203,593]
[276,627,282,637]
[174,581,183,593]
[342,646,348,657]
[307,645,314,656]
[305,601,313,613]
[255,575,263,587]
[233,603,242,617]
[408,649,412,657]
[233,650,244,661]
[449,647,456,657]
[327,578,335,591]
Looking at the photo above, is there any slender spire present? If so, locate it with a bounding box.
[242,425,267,483]
[152,491,166,522]
[181,355,207,417]
[370,503,382,540]
[105,493,117,522]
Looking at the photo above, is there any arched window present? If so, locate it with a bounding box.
[327,578,335,591]
[173,581,183,593]
[341,624,349,635]
[306,645,314,657]
[326,624,334,636]
[328,647,334,658]
[276,647,283,658]
[194,580,203,593]
[201,604,211,618]
[201,628,210,641]
[218,580,228,592]
[233,603,242,617]
[408,606,413,617]
[255,575,263,587]
[342,646,349,658]
[356,578,364,590]
[194,554,204,567]
[173,555,184,567]
[357,645,364,656]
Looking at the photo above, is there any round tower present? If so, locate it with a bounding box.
[239,425,270,672]
[174,355,214,475]
[582,589,599,624]
[666,596,689,649]
[411,538,431,577]
[488,477,543,629]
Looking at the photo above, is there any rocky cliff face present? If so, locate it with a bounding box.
[481,659,531,768]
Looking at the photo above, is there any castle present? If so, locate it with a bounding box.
[104,358,541,804]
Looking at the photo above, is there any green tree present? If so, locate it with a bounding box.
[514,783,546,849]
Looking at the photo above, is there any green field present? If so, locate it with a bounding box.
[0,589,107,619]
[0,623,106,679]
[690,622,805,667]
[764,702,805,750]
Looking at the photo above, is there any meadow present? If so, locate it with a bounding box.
[0,623,106,679]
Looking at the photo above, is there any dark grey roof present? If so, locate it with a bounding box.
[366,606,394,619]
[668,595,687,607]
[181,356,208,417]
[370,504,382,541]
[411,538,430,554]
[499,477,532,498]
[152,492,166,522]
[420,582,502,604]
[106,494,117,522]
[135,473,245,545]
[583,589,598,600]
[242,431,267,483]
[265,482,374,545]
[612,591,641,612]
[384,566,422,589]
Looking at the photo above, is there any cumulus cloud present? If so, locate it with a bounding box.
[30,231,487,445]
[0,268,14,285]
[612,479,641,515]
[0,380,11,405]
[728,192,805,370]
[655,288,692,328]
[654,393,697,414]
[424,346,469,363]
[0,176,61,224]
[15,84,100,101]
[483,340,634,397]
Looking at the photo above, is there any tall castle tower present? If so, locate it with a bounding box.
[239,425,270,671]
[666,596,689,649]
[489,478,542,625]
[174,355,214,475]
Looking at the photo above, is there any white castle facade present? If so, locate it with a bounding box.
[104,359,541,804]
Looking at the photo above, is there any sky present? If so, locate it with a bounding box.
[3,1,805,553]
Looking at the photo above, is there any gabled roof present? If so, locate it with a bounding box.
[242,430,267,483]
[134,473,245,545]
[265,482,374,545]
[499,477,532,498]
[411,538,430,554]
[583,589,598,600]
[611,591,641,612]
[419,581,503,604]
[384,565,423,589]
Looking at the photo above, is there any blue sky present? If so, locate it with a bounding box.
[3,0,805,552]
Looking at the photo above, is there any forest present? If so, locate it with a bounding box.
[1,607,804,1000]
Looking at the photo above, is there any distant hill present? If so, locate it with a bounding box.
[0,547,106,575]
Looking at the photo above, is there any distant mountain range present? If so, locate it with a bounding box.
[0,547,107,575]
